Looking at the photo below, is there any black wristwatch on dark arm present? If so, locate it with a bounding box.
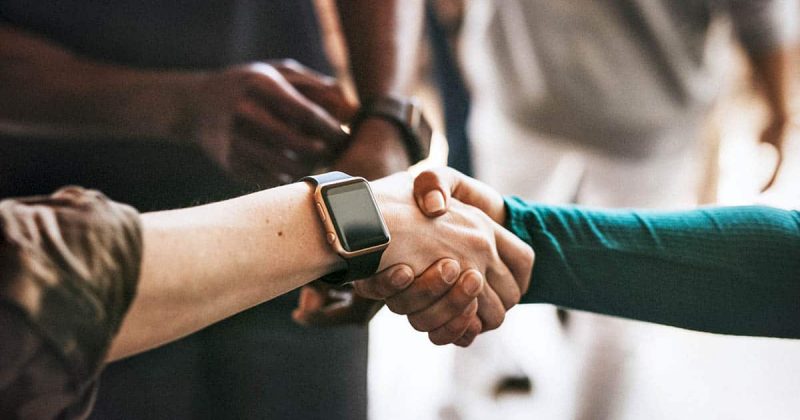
[350,95,433,164]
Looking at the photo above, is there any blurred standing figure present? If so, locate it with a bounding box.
[447,1,800,419]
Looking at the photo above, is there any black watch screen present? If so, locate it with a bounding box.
[322,181,390,252]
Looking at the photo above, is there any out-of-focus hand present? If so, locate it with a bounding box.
[185,60,356,186]
[410,167,535,330]
[332,117,411,181]
[373,172,533,333]
[760,117,796,192]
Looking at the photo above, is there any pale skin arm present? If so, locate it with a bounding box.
[108,174,533,360]
[108,182,340,361]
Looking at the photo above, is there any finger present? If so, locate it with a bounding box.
[454,317,483,347]
[493,222,534,299]
[246,68,348,144]
[427,299,478,345]
[292,284,329,326]
[414,167,505,223]
[352,264,414,300]
[413,168,454,216]
[230,133,310,174]
[406,268,484,332]
[229,137,311,185]
[236,98,330,157]
[475,280,507,332]
[384,259,462,315]
[485,258,521,312]
[273,60,357,122]
[309,295,384,326]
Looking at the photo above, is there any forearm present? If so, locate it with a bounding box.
[0,25,198,141]
[335,0,425,100]
[505,199,800,338]
[108,182,341,360]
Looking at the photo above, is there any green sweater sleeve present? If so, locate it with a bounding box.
[504,197,800,338]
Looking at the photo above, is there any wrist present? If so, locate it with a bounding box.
[350,95,432,164]
[164,72,213,144]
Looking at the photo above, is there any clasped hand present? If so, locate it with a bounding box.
[294,170,534,347]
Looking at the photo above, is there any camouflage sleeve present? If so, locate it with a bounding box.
[0,186,142,419]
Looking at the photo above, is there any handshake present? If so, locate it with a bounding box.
[293,167,535,347]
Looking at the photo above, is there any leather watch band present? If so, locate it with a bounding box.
[352,96,433,164]
[303,172,387,284]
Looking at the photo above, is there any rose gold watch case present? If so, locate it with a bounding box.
[312,177,391,258]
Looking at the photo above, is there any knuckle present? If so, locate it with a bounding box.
[385,299,410,315]
[278,58,300,70]
[408,315,433,332]
[482,310,505,331]
[429,331,453,346]
[444,315,468,335]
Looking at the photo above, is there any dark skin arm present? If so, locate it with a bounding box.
[331,0,426,179]
[0,26,352,186]
[294,1,431,325]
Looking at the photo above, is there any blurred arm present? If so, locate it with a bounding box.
[331,0,427,178]
[0,25,196,141]
[729,0,800,188]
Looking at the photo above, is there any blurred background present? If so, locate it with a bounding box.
[1,0,798,419]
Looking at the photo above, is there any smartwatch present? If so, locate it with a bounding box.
[351,96,433,164]
[303,171,391,285]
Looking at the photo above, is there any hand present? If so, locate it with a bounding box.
[354,259,485,347]
[410,167,535,330]
[293,259,484,347]
[373,172,533,332]
[184,60,356,186]
[760,116,794,192]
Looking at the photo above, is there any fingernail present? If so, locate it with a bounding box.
[391,267,413,288]
[441,260,459,284]
[423,190,445,213]
[462,271,483,296]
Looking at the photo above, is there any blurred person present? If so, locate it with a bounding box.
[448,1,800,419]
[365,0,800,418]
[0,1,430,419]
[0,172,534,419]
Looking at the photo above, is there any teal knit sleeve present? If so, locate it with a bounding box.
[504,197,800,338]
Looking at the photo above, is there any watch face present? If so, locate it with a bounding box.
[322,180,390,252]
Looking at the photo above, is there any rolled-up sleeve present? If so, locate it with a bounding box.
[0,187,142,419]
[729,0,800,53]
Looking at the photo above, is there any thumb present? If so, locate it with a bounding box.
[413,167,506,224]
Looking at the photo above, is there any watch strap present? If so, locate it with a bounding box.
[318,248,385,285]
[352,96,432,164]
